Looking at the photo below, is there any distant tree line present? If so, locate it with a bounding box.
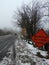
[0,29,12,36]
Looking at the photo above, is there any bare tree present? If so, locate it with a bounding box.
[14,2,41,40]
[13,1,49,51]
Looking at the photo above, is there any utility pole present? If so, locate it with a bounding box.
[12,43,16,65]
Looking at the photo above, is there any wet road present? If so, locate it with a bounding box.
[0,35,17,61]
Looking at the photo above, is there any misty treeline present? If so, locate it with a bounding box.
[14,1,49,51]
[0,29,13,36]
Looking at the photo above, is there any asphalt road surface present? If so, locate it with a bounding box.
[0,34,17,61]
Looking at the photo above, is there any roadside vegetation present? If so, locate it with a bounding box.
[0,29,15,36]
[13,1,49,52]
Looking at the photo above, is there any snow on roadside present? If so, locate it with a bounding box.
[15,38,49,65]
[21,63,31,65]
[0,38,49,65]
[0,56,12,65]
[25,40,49,64]
[46,59,49,64]
[26,41,47,57]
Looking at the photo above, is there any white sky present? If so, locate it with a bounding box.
[0,0,49,31]
[0,0,32,29]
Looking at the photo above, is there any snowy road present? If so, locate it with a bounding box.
[0,35,17,61]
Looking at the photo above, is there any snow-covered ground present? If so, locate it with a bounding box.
[0,36,49,65]
[15,37,49,65]
[26,42,47,56]
[0,57,12,65]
